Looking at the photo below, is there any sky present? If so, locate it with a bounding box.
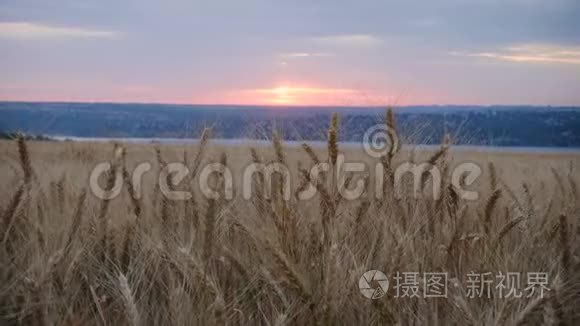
[0,0,579,106]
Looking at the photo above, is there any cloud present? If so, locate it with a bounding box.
[0,22,121,40]
[279,52,334,59]
[311,34,381,47]
[453,44,580,65]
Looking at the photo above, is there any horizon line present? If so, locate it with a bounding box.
[1,100,580,109]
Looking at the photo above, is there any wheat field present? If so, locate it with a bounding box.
[1,111,579,325]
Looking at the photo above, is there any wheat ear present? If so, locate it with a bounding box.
[16,134,34,186]
[483,188,502,236]
[301,143,321,165]
[327,112,339,166]
[420,135,450,190]
[295,165,312,200]
[190,127,211,176]
[492,215,524,251]
[186,129,210,246]
[428,135,450,166]
[269,242,311,302]
[123,164,142,218]
[96,144,122,262]
[272,129,286,164]
[385,107,399,155]
[488,162,498,190]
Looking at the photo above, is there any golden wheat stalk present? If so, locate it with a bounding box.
[385,107,399,156]
[272,129,286,164]
[558,214,570,280]
[483,188,502,236]
[203,198,217,266]
[63,189,87,257]
[118,273,140,326]
[268,242,311,303]
[522,182,535,218]
[53,173,66,214]
[1,186,25,245]
[16,134,34,186]
[354,199,371,225]
[294,165,312,200]
[178,250,220,297]
[96,144,122,262]
[386,107,395,129]
[186,130,210,245]
[249,147,274,228]
[428,136,450,167]
[446,183,460,219]
[250,147,262,164]
[488,162,498,191]
[190,127,211,177]
[217,152,229,201]
[418,134,451,194]
[334,173,354,207]
[121,149,141,218]
[35,197,46,251]
[513,296,547,326]
[377,109,399,195]
[316,178,335,225]
[159,172,174,250]
[154,146,166,168]
[302,142,328,189]
[301,143,320,165]
[493,215,524,249]
[327,112,339,166]
[569,173,578,202]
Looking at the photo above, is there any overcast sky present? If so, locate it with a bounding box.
[1,0,579,106]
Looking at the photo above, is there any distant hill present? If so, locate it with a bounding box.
[0,131,52,141]
[1,101,580,147]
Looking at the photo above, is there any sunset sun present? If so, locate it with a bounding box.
[246,85,369,106]
[271,86,295,104]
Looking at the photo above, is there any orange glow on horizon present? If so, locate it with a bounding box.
[0,82,446,106]
[240,85,377,106]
